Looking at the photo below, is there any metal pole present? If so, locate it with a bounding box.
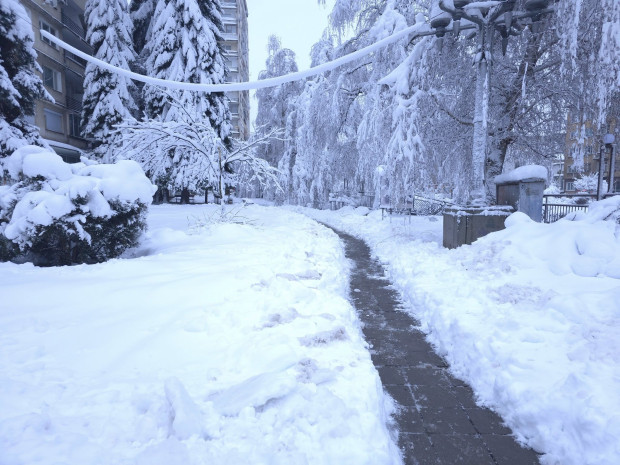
[471,26,489,203]
[608,144,616,193]
[597,144,605,201]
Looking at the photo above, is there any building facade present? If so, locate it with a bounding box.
[20,0,91,163]
[220,0,250,140]
[563,115,619,193]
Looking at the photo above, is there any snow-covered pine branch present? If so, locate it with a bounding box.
[82,0,136,160]
[0,0,51,157]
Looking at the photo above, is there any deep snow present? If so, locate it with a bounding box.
[0,204,400,465]
[2,199,619,465]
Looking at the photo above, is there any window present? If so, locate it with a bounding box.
[224,24,237,34]
[44,109,63,133]
[42,66,62,92]
[229,102,239,114]
[227,72,238,82]
[228,56,238,69]
[565,181,575,192]
[69,113,81,137]
[39,20,57,48]
[223,8,236,18]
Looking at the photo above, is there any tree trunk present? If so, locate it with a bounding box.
[485,32,544,202]
[180,187,190,204]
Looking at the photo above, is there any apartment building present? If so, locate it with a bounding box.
[20,0,90,163]
[563,115,619,193]
[20,0,248,161]
[220,0,250,140]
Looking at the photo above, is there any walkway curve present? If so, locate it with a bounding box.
[328,226,541,465]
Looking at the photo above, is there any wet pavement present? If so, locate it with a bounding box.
[330,227,541,465]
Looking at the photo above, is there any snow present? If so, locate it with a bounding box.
[299,200,620,465]
[0,204,400,465]
[1,146,156,246]
[494,164,548,184]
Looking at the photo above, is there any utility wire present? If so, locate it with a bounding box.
[40,22,436,93]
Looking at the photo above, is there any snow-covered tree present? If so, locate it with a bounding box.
[117,93,279,202]
[256,36,302,165]
[0,0,50,157]
[557,0,620,130]
[575,172,607,194]
[129,0,156,55]
[82,0,136,159]
[253,36,302,199]
[143,0,230,141]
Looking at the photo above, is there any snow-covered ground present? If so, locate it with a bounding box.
[2,199,619,465]
[0,204,399,465]
[298,199,620,465]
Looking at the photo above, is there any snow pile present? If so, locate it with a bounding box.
[300,201,620,465]
[0,145,155,265]
[0,204,400,464]
[494,164,548,184]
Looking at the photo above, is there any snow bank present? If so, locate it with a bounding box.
[0,204,400,464]
[299,201,620,465]
[494,164,548,184]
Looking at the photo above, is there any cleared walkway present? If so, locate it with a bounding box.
[331,227,541,465]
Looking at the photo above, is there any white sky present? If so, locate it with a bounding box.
[245,0,336,126]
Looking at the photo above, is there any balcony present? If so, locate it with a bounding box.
[61,11,85,39]
[66,95,83,112]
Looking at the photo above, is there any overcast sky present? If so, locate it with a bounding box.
[245,0,335,125]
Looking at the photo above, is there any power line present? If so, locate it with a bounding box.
[40,21,436,93]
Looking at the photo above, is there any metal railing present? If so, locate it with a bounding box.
[61,12,85,39]
[411,196,452,216]
[542,194,594,223]
[380,195,453,219]
[542,193,619,223]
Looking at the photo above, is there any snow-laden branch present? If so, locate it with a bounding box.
[39,21,431,93]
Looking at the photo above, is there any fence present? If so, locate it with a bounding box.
[542,194,594,223]
[380,195,453,219]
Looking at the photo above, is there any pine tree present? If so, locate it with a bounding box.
[129,0,157,55]
[0,0,50,157]
[82,0,136,159]
[143,0,231,140]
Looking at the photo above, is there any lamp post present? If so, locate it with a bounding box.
[431,0,554,203]
[604,133,615,195]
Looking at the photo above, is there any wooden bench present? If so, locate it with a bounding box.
[169,193,197,204]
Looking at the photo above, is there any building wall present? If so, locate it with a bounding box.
[20,0,90,162]
[220,0,250,140]
[563,114,619,193]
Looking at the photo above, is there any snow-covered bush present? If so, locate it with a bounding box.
[0,146,156,266]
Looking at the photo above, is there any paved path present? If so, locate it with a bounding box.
[330,227,541,465]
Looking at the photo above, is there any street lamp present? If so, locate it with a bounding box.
[430,0,554,203]
[596,134,615,200]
